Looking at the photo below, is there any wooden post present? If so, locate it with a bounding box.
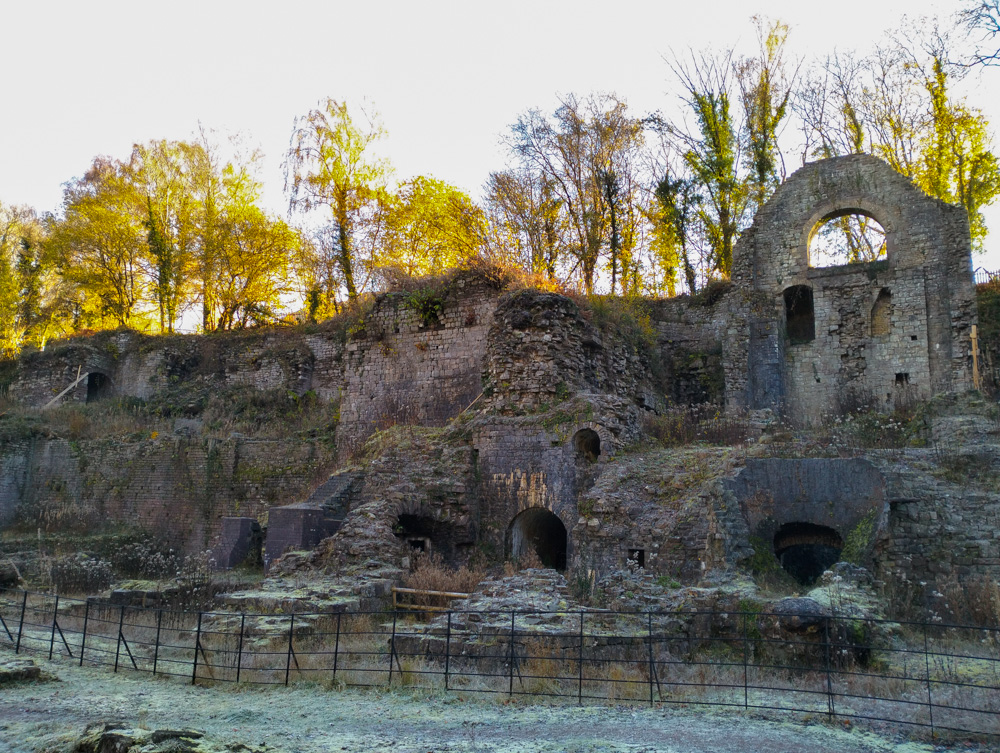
[444,611,451,691]
[972,325,982,391]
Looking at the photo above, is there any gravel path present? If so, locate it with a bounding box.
[0,651,944,753]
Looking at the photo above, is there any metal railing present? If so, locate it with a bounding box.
[1,588,998,740]
[974,268,1000,285]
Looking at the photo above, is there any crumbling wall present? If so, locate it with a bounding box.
[648,290,729,405]
[336,279,499,452]
[0,436,333,552]
[482,290,660,413]
[727,154,976,422]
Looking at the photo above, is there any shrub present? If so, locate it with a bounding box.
[643,404,753,447]
[49,554,113,593]
[402,552,487,608]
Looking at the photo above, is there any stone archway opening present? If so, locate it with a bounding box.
[773,522,844,586]
[573,428,600,463]
[809,211,886,268]
[508,507,567,571]
[86,372,110,403]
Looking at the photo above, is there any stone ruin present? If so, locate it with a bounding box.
[0,154,990,602]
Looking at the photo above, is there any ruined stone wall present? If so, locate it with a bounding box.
[471,397,639,566]
[336,279,499,452]
[728,154,976,422]
[648,292,728,405]
[482,290,661,413]
[875,464,1000,593]
[0,436,333,552]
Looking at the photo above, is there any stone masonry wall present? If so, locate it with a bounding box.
[336,279,499,452]
[728,154,976,423]
[0,436,334,552]
[482,290,660,413]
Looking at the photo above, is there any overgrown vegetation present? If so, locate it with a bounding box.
[401,552,487,608]
[642,404,754,447]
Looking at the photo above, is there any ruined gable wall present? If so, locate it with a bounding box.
[728,154,976,422]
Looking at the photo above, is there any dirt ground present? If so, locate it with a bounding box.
[0,649,968,753]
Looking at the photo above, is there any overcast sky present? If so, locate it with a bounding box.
[2,0,997,266]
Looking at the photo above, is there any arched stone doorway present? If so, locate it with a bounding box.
[573,428,601,463]
[507,507,567,571]
[773,522,844,586]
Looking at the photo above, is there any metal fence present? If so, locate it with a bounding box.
[1,588,999,740]
[975,268,1000,285]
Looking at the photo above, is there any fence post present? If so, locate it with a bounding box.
[152,609,163,676]
[331,612,341,686]
[192,612,203,686]
[742,611,748,710]
[79,601,90,667]
[444,611,451,691]
[114,606,125,673]
[824,617,835,721]
[236,613,245,684]
[48,595,60,660]
[578,611,584,705]
[15,591,27,654]
[648,612,654,706]
[285,613,295,686]
[923,621,935,738]
[388,610,398,686]
[508,611,515,698]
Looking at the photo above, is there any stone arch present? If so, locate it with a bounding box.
[773,522,844,586]
[572,428,601,463]
[85,371,111,403]
[507,507,568,570]
[803,200,897,268]
[568,422,615,461]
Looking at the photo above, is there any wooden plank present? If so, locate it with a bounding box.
[42,366,89,410]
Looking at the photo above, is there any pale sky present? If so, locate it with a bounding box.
[2,0,998,266]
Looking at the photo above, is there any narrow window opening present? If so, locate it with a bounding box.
[627,548,645,570]
[871,289,892,336]
[895,372,909,386]
[783,286,815,345]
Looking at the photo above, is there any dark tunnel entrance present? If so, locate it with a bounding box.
[86,372,109,403]
[773,522,843,586]
[508,508,568,571]
[573,428,601,463]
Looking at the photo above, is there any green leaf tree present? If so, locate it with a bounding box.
[286,99,392,302]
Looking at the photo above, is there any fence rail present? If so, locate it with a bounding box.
[975,267,1000,285]
[1,588,998,739]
